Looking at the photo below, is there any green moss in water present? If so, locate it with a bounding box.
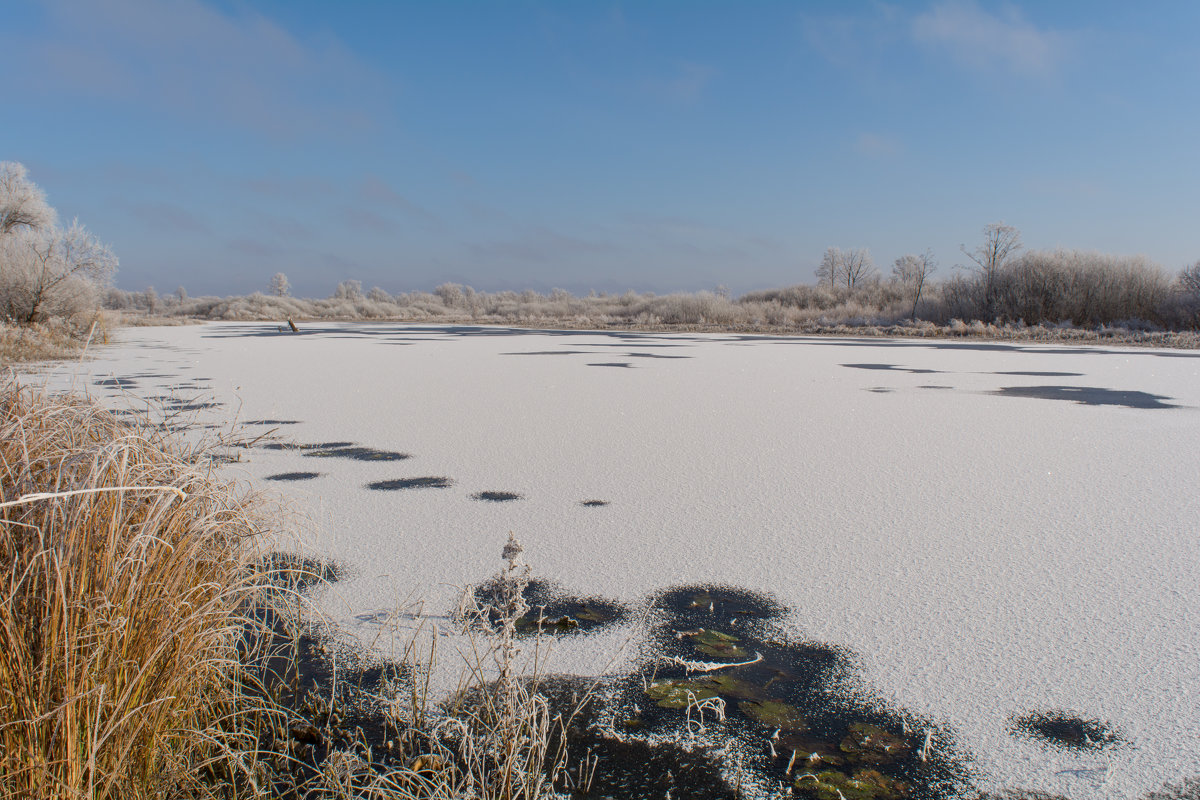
[683,627,750,659]
[794,768,910,800]
[738,699,808,732]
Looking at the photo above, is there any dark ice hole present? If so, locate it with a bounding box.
[366,477,453,490]
[470,491,523,502]
[1011,711,1121,751]
[266,472,321,482]
[993,385,1176,409]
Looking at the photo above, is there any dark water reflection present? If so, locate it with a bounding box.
[993,385,1177,409]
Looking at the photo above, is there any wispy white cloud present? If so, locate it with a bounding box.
[801,4,906,75]
[27,0,391,139]
[912,1,1070,77]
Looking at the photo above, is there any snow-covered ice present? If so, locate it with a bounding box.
[23,321,1200,798]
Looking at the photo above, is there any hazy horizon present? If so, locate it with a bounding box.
[4,1,1198,297]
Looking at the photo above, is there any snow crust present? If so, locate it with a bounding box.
[26,321,1200,799]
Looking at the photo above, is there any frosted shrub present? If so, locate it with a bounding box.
[366,286,392,303]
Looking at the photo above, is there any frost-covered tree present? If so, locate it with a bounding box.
[366,286,391,303]
[817,247,876,290]
[962,223,1021,318]
[0,164,116,324]
[893,250,936,319]
[333,279,362,300]
[0,162,56,235]
[1179,260,1200,300]
[0,220,118,323]
[434,282,465,308]
[269,272,290,297]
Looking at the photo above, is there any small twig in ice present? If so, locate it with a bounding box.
[664,651,763,674]
[920,730,933,762]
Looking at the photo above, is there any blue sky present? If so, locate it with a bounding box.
[2,1,1197,297]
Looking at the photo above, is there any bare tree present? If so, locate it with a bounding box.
[843,248,876,289]
[892,250,937,319]
[0,221,118,323]
[962,223,1021,317]
[816,247,841,288]
[0,162,56,235]
[818,246,876,290]
[269,272,291,297]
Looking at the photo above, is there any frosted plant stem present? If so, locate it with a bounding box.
[0,485,186,509]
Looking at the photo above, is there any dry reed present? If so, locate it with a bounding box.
[0,382,580,799]
[0,379,280,799]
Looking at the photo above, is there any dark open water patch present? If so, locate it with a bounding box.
[842,363,940,374]
[265,471,322,482]
[503,350,591,356]
[993,385,1177,409]
[1010,711,1121,751]
[94,377,139,387]
[240,576,975,799]
[243,419,302,425]
[580,499,609,507]
[470,490,523,502]
[867,387,894,393]
[580,584,972,799]
[588,362,634,368]
[302,446,411,461]
[993,371,1084,377]
[366,476,453,490]
[623,352,691,359]
[472,577,630,635]
[654,584,787,624]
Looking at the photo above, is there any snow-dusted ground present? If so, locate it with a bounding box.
[22,321,1200,799]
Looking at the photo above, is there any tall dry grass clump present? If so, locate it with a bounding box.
[0,380,277,800]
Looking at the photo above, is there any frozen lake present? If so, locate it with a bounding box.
[23,321,1200,799]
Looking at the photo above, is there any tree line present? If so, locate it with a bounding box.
[4,162,1199,334]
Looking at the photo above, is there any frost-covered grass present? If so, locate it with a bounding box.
[0,382,278,799]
